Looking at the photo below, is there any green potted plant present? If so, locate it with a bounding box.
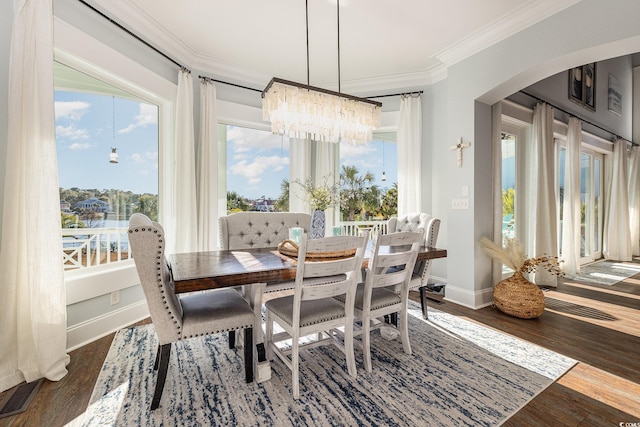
[294,175,340,238]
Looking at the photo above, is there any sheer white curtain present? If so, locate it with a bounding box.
[167,69,197,254]
[561,118,582,275]
[0,0,69,393]
[491,102,503,285]
[603,139,632,261]
[314,140,339,231]
[289,139,311,213]
[525,103,558,286]
[196,78,219,250]
[397,94,422,215]
[627,145,640,256]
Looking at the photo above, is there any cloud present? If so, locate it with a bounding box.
[129,151,158,164]
[55,101,90,121]
[69,142,92,150]
[340,142,379,170]
[229,155,289,183]
[228,126,288,153]
[56,125,89,140]
[118,103,158,134]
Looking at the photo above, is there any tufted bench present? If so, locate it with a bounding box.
[218,211,312,368]
[219,211,312,250]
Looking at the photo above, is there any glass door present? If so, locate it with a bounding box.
[582,150,603,262]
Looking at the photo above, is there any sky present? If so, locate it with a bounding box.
[55,91,159,195]
[54,90,397,200]
[226,126,398,200]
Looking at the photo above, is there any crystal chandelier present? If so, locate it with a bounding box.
[262,1,381,145]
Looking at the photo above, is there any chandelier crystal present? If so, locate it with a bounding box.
[262,78,381,145]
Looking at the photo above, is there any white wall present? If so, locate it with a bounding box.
[429,0,640,308]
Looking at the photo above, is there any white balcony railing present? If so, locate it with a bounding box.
[61,220,389,270]
[338,220,388,239]
[62,227,130,270]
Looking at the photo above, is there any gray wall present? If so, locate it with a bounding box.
[427,0,640,307]
[510,54,633,141]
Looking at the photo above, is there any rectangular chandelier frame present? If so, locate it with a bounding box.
[262,77,382,145]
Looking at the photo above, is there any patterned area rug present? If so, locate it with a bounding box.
[564,259,640,285]
[82,304,575,426]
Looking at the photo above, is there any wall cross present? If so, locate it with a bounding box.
[450,137,471,167]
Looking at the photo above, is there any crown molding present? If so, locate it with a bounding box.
[434,0,582,67]
[92,0,196,69]
[90,0,579,94]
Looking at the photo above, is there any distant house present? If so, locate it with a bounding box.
[74,197,112,213]
[60,201,72,212]
[253,197,275,212]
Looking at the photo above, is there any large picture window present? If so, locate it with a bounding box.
[55,62,159,270]
[225,125,290,212]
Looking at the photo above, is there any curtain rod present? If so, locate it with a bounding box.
[519,90,636,146]
[199,75,262,93]
[77,0,185,69]
[367,91,423,99]
[78,0,415,102]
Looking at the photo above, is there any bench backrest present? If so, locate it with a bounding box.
[219,211,312,250]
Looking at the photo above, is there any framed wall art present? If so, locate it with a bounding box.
[568,63,596,111]
[608,73,622,116]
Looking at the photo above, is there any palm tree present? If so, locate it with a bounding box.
[227,191,251,212]
[274,179,289,212]
[339,165,375,221]
[380,183,398,218]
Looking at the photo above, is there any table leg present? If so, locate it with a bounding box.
[249,283,271,383]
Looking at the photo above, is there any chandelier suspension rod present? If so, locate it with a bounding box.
[306,0,310,86]
[337,0,341,94]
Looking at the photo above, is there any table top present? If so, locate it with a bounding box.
[170,245,447,294]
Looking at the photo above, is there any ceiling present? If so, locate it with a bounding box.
[92,0,581,93]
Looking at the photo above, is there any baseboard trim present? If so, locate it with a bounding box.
[66,301,149,352]
[442,284,494,310]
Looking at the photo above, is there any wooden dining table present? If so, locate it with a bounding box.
[168,244,447,383]
[170,245,447,294]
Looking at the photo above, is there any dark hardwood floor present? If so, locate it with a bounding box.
[1,263,638,426]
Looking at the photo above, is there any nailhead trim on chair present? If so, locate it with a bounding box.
[181,323,254,339]
[129,226,182,337]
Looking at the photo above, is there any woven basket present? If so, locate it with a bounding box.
[277,239,356,261]
[493,271,545,319]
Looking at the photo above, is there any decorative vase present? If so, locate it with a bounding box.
[311,209,326,239]
[493,271,545,319]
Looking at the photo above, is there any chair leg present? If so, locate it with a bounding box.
[399,309,412,355]
[244,327,254,383]
[292,336,300,399]
[419,286,429,319]
[390,312,398,326]
[153,344,161,370]
[151,343,171,410]
[229,330,236,349]
[345,319,357,377]
[362,318,372,373]
[265,312,273,362]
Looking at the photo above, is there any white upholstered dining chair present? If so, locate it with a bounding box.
[128,213,255,410]
[264,232,368,399]
[388,212,441,318]
[337,230,423,373]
